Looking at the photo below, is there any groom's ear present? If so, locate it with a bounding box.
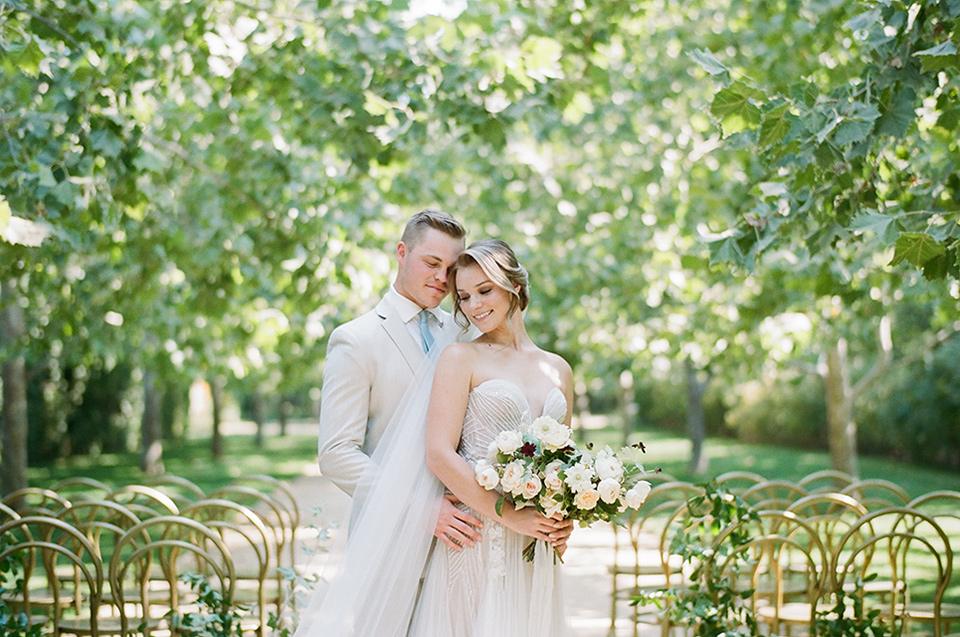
[396,241,407,263]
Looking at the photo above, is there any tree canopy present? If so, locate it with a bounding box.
[2,0,958,486]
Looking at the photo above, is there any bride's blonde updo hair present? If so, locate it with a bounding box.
[450,239,529,329]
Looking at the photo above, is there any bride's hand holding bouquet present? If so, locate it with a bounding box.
[475,415,653,562]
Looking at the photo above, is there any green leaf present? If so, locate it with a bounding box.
[12,36,46,78]
[495,496,504,517]
[889,232,946,267]
[711,84,763,134]
[758,104,791,148]
[850,211,893,235]
[845,8,882,33]
[877,87,917,137]
[834,118,875,146]
[689,48,729,76]
[815,113,841,144]
[913,41,959,73]
[708,236,745,266]
[37,164,58,188]
[133,150,166,172]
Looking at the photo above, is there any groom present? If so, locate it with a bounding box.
[318,209,485,551]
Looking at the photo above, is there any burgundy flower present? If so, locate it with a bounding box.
[520,442,537,457]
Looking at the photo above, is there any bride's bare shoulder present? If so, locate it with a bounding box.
[438,341,482,364]
[541,349,573,384]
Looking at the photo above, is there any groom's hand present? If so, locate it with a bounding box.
[435,494,483,551]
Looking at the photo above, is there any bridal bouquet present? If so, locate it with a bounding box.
[474,415,653,562]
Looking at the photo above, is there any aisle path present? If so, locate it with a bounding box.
[283,463,660,637]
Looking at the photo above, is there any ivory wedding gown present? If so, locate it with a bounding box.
[408,378,570,637]
[294,370,570,637]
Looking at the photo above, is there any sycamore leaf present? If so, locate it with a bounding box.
[889,232,946,267]
[834,118,875,146]
[913,41,959,73]
[689,48,729,76]
[845,8,882,33]
[711,85,762,134]
[815,114,842,144]
[708,236,745,266]
[877,87,917,137]
[758,104,791,148]
[37,164,58,188]
[850,211,893,234]
[12,36,46,78]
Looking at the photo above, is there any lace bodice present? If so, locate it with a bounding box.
[458,378,568,466]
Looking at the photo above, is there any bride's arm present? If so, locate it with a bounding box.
[425,346,565,544]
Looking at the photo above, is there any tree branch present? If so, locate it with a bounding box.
[2,1,81,49]
[854,318,960,395]
[852,314,892,395]
[143,134,271,216]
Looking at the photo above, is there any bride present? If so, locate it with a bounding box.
[296,239,573,637]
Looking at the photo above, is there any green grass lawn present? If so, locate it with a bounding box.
[27,423,958,496]
[28,431,319,494]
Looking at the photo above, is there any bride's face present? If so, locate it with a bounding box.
[455,264,514,333]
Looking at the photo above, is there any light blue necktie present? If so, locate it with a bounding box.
[418,310,434,353]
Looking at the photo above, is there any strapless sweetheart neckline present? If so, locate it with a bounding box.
[471,377,565,419]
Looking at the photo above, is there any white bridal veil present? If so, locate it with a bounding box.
[294,332,456,637]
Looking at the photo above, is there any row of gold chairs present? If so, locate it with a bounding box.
[0,475,300,637]
[609,471,960,637]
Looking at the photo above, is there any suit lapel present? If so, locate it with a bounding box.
[376,297,425,372]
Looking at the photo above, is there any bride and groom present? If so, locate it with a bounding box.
[301,210,575,636]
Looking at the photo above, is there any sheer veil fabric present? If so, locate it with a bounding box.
[294,332,455,637]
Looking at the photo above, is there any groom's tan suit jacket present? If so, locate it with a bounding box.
[318,292,463,496]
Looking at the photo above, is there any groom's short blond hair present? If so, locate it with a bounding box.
[401,209,465,248]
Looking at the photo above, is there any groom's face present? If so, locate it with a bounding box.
[395,228,464,309]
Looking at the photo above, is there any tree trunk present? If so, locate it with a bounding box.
[617,369,635,447]
[1,279,28,496]
[210,376,224,459]
[685,358,709,476]
[140,369,164,475]
[252,389,265,448]
[825,338,858,478]
[278,396,289,437]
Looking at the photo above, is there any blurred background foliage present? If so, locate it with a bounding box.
[1,0,958,491]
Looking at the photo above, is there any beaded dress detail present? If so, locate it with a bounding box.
[408,378,570,637]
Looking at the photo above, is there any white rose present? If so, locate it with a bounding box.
[487,440,500,463]
[500,461,525,493]
[574,488,600,510]
[540,491,565,517]
[564,462,595,494]
[543,460,564,491]
[624,480,652,509]
[598,478,622,504]
[542,421,572,450]
[520,474,542,500]
[476,465,500,490]
[496,430,523,455]
[594,452,624,481]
